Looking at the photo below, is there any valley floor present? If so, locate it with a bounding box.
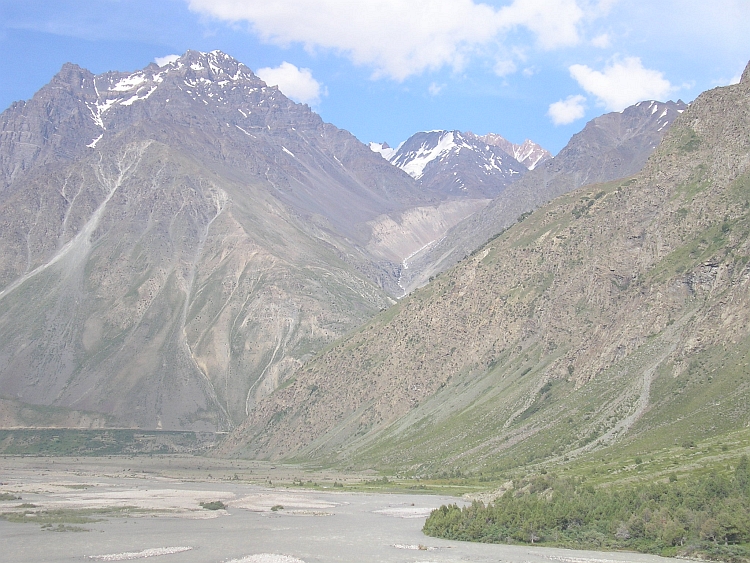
[0,457,686,563]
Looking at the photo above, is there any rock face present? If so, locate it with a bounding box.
[400,100,688,292]
[222,76,750,471]
[0,50,487,431]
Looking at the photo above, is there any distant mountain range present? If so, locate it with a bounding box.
[0,49,692,439]
[370,130,542,199]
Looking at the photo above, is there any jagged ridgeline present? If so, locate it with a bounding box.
[224,64,750,471]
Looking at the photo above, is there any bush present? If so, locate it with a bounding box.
[423,464,750,562]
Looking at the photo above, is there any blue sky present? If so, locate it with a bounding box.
[1,0,748,154]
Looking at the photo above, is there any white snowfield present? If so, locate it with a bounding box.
[368,141,399,161]
[394,131,461,179]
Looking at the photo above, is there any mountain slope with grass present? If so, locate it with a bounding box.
[221,64,750,475]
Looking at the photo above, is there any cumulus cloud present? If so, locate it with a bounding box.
[256,62,324,105]
[590,33,611,48]
[569,57,674,111]
[186,0,588,80]
[498,0,584,50]
[155,54,180,66]
[548,94,587,125]
[494,59,517,77]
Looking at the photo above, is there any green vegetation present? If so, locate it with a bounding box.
[0,505,161,533]
[0,429,217,456]
[424,456,750,562]
[0,493,21,501]
[672,127,702,154]
[199,501,226,510]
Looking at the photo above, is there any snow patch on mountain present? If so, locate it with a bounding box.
[372,130,530,198]
[121,86,158,106]
[81,50,274,144]
[393,131,459,179]
[110,74,147,92]
[369,142,399,161]
[475,133,551,170]
[87,134,103,148]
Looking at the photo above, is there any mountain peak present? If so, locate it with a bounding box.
[473,132,551,170]
[150,49,260,82]
[53,62,95,87]
[376,129,528,198]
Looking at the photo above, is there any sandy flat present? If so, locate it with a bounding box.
[232,492,340,512]
[374,506,435,518]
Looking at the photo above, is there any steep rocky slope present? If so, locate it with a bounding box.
[222,66,750,472]
[0,51,482,431]
[400,100,687,292]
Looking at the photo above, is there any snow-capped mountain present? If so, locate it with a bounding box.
[370,130,530,199]
[474,133,551,170]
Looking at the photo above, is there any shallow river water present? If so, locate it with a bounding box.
[1,461,686,563]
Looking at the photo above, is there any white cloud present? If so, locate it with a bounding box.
[548,94,587,125]
[155,54,180,67]
[186,0,589,80]
[428,82,445,96]
[498,0,584,50]
[590,33,610,48]
[569,57,674,111]
[256,62,324,105]
[494,59,517,77]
